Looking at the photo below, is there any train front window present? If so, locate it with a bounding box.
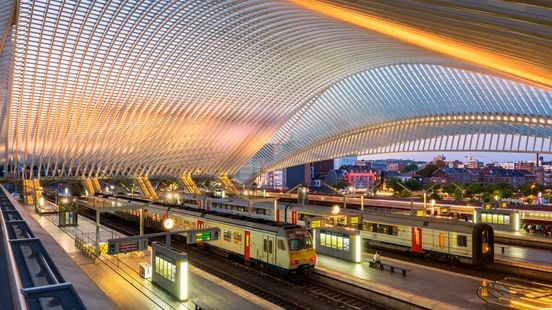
[482,230,488,243]
[288,237,313,251]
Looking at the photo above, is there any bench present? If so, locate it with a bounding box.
[190,298,213,310]
[368,260,411,276]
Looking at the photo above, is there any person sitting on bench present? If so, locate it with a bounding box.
[373,251,382,264]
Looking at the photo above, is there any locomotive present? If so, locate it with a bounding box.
[114,204,316,281]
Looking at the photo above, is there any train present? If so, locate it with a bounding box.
[180,194,494,266]
[112,203,316,281]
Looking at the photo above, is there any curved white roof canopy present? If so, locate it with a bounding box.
[1,0,550,180]
[236,64,552,182]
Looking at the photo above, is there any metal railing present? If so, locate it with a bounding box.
[0,185,86,309]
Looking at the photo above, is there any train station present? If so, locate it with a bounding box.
[0,0,551,309]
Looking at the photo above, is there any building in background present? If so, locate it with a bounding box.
[335,156,357,169]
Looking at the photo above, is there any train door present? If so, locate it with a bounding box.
[197,220,204,229]
[262,235,275,265]
[276,209,280,222]
[206,200,211,211]
[244,231,251,263]
[291,211,297,225]
[411,227,422,253]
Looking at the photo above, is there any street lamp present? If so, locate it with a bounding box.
[331,205,340,215]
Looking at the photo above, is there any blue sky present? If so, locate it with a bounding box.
[359,152,549,164]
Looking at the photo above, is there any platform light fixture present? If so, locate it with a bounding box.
[163,218,175,230]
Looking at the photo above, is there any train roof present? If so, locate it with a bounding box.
[169,205,304,234]
[360,211,477,233]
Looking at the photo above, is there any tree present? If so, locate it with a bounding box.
[404,179,422,191]
[388,177,403,192]
[429,191,442,200]
[416,163,439,178]
[434,159,447,168]
[401,163,419,173]
[334,180,349,190]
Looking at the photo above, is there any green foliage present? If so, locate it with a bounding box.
[404,179,422,191]
[401,163,419,173]
[399,189,411,197]
[518,182,543,196]
[416,163,438,177]
[441,183,456,194]
[334,180,349,190]
[388,177,403,192]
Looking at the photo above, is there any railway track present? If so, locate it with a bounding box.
[78,207,384,309]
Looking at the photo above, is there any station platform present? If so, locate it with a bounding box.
[495,229,552,245]
[16,202,281,310]
[316,254,485,309]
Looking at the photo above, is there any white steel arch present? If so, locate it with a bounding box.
[0,0,549,181]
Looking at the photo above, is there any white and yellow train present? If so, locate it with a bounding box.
[115,205,316,280]
[182,195,494,266]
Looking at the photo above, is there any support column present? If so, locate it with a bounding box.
[96,209,100,257]
[361,195,364,211]
[273,200,278,222]
[140,208,144,236]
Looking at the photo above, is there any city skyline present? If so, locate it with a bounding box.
[359,152,549,164]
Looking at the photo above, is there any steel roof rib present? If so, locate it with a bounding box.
[0,0,549,181]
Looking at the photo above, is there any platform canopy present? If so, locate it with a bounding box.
[0,0,550,181]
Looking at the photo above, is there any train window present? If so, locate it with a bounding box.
[233,232,242,244]
[288,237,313,251]
[439,233,445,249]
[481,230,488,243]
[289,239,302,251]
[457,235,467,247]
[223,230,231,242]
[263,239,268,252]
[269,240,273,254]
[278,239,286,250]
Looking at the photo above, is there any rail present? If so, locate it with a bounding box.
[0,185,85,309]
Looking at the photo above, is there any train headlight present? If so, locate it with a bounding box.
[290,259,299,265]
[310,256,316,263]
[482,243,490,254]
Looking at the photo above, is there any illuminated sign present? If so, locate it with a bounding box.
[195,232,211,241]
[310,220,321,228]
[107,239,148,255]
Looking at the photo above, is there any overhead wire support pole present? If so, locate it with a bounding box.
[423,183,437,209]
[396,181,415,215]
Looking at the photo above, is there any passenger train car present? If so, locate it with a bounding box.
[179,195,494,266]
[359,213,493,265]
[114,204,316,281]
